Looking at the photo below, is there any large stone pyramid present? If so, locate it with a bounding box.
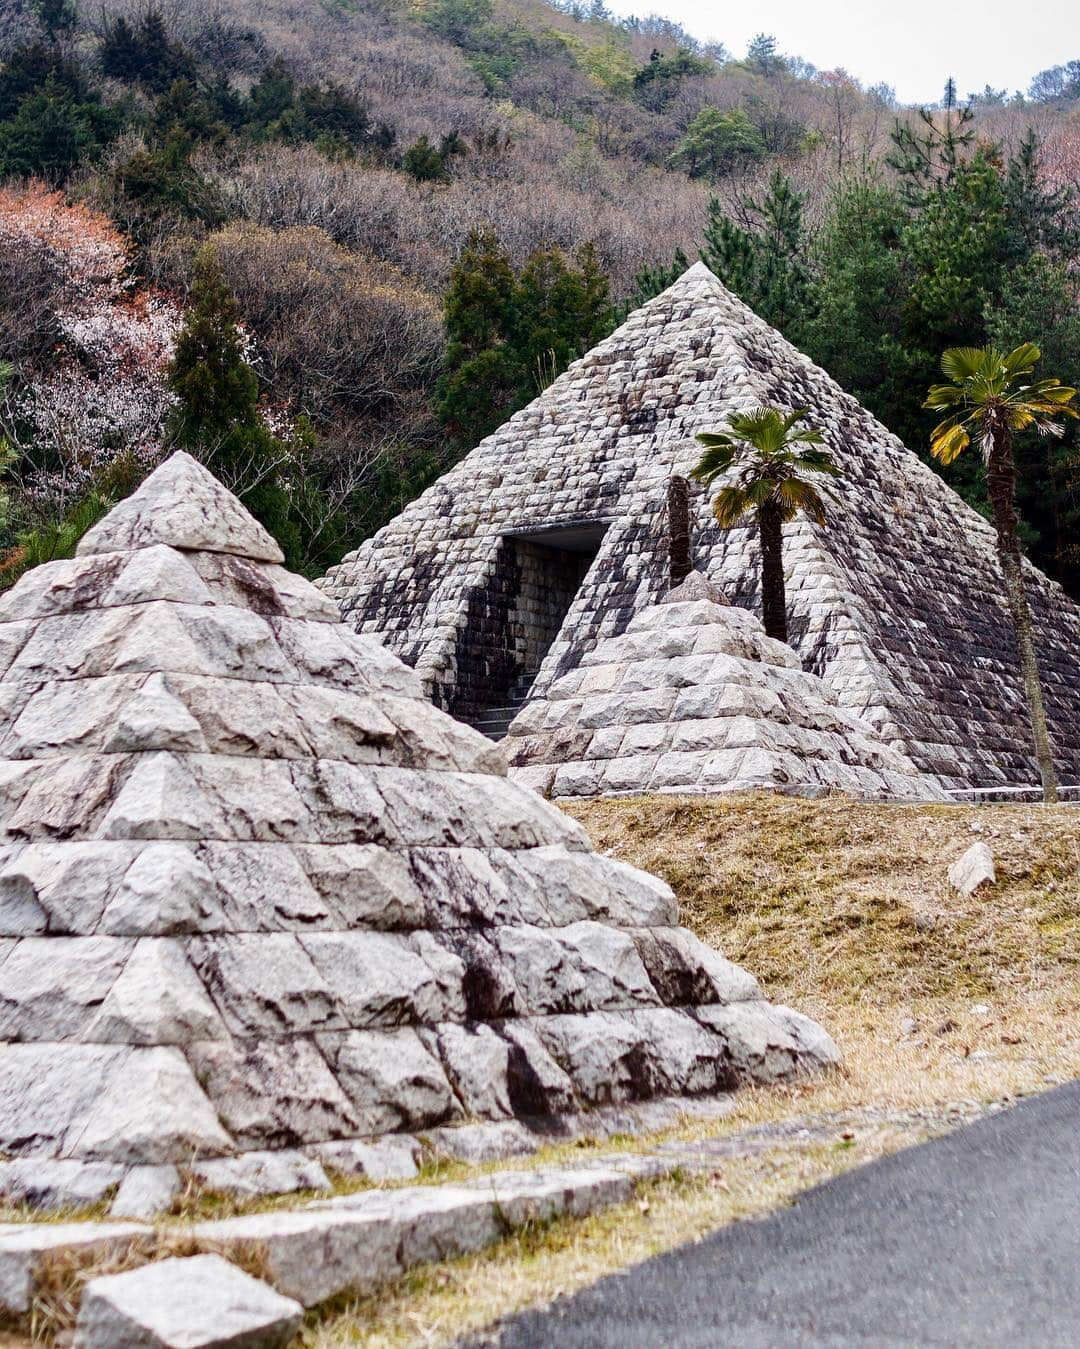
[319,264,1080,792]
[506,573,945,802]
[0,454,837,1205]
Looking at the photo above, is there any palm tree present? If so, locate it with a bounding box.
[925,343,1077,803]
[690,406,842,643]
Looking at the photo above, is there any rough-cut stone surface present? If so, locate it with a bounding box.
[73,1254,302,1348]
[0,1159,124,1212]
[305,1135,420,1181]
[109,1165,180,1220]
[948,841,996,895]
[0,453,836,1208]
[193,1167,636,1307]
[0,1221,150,1313]
[506,574,944,801]
[320,264,1080,793]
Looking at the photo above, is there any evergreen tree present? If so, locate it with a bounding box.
[802,182,908,425]
[886,78,975,207]
[670,107,765,179]
[0,77,105,180]
[438,232,614,446]
[701,169,809,334]
[402,134,451,183]
[746,33,784,77]
[631,248,690,306]
[31,0,76,42]
[167,250,301,564]
[437,229,520,443]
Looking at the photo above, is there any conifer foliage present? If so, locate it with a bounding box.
[439,230,613,445]
[167,250,302,566]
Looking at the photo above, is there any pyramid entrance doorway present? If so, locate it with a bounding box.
[452,522,609,737]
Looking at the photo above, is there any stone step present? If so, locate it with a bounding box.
[1,1157,680,1332]
[190,1163,647,1307]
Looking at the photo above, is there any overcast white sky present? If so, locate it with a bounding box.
[605,0,1079,105]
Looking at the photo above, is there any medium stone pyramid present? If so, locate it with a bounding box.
[506,573,946,802]
[0,455,837,1207]
[320,263,1080,792]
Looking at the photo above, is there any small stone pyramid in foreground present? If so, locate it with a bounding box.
[507,573,945,802]
[0,455,837,1205]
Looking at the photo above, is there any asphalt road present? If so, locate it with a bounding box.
[483,1080,1080,1348]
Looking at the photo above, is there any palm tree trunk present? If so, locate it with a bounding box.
[667,475,693,588]
[758,501,787,643]
[987,432,1059,803]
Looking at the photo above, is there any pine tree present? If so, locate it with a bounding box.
[701,170,809,335]
[437,229,520,443]
[631,249,690,306]
[167,249,301,563]
[438,232,614,446]
[886,78,975,207]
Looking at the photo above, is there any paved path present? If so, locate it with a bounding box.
[485,1081,1080,1348]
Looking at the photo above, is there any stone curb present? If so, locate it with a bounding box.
[191,1164,640,1307]
[0,1220,152,1314]
[0,1157,671,1334]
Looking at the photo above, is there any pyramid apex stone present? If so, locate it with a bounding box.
[662,571,728,605]
[77,453,284,563]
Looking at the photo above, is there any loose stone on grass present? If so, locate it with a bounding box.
[72,1253,302,1349]
[948,841,996,896]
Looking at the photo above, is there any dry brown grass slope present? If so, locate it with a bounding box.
[566,792,1080,1117]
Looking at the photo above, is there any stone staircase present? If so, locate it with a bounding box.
[467,671,538,741]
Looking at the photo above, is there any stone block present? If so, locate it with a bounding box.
[631,927,760,1006]
[0,841,137,936]
[695,1001,841,1084]
[0,1221,150,1314]
[73,1253,302,1349]
[189,934,344,1037]
[316,1028,457,1134]
[421,1119,538,1163]
[88,939,225,1045]
[77,452,284,563]
[98,844,222,936]
[948,841,995,895]
[463,1165,634,1225]
[0,1159,124,1212]
[510,848,677,928]
[110,1165,181,1220]
[305,1135,420,1181]
[533,1011,649,1105]
[191,1151,329,1199]
[492,922,657,1014]
[187,1036,358,1149]
[0,937,132,1041]
[433,1022,512,1119]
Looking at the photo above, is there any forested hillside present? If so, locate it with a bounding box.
[1,0,1079,592]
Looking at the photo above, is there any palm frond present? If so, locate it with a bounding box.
[711,486,753,528]
[1000,342,1041,378]
[939,346,990,383]
[924,382,966,411]
[690,441,738,485]
[930,420,970,464]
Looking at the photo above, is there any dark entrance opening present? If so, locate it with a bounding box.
[451,522,608,737]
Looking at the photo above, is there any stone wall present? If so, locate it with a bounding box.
[319,265,1080,792]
